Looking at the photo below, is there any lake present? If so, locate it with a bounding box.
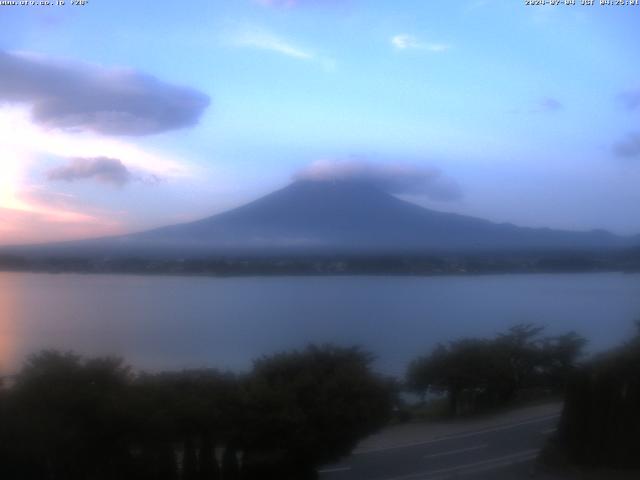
[1,272,639,377]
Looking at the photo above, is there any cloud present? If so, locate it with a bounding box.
[538,97,563,112]
[0,106,191,179]
[391,34,450,52]
[46,156,167,187]
[618,89,640,111]
[47,157,132,186]
[0,50,210,136]
[231,28,313,60]
[228,26,335,70]
[294,158,463,201]
[613,132,640,159]
[0,105,189,245]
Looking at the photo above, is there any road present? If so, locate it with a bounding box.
[318,408,561,480]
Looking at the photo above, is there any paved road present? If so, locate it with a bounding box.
[318,411,561,480]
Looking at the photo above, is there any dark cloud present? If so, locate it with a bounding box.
[47,157,132,186]
[294,159,463,201]
[618,89,640,111]
[0,50,210,136]
[613,132,640,159]
[539,97,563,112]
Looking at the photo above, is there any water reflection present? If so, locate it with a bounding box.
[0,273,17,375]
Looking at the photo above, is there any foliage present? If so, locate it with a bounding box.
[0,346,394,480]
[406,324,586,416]
[242,345,394,478]
[549,323,640,469]
[2,351,133,479]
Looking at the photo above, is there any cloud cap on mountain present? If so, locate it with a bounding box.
[294,159,463,201]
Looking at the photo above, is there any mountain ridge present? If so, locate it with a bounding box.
[2,179,638,257]
[130,179,636,251]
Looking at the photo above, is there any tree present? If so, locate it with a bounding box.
[408,338,504,415]
[406,325,586,417]
[242,345,395,479]
[492,324,546,402]
[539,331,587,391]
[548,323,640,469]
[131,369,239,480]
[5,351,133,480]
[0,346,394,480]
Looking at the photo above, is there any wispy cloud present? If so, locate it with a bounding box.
[391,34,450,53]
[232,28,313,60]
[227,26,335,70]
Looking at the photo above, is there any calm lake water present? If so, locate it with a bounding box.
[1,272,639,376]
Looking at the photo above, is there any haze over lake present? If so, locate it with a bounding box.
[1,272,639,376]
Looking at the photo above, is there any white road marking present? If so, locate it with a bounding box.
[354,413,560,455]
[318,466,352,474]
[381,449,539,480]
[540,427,557,435]
[423,443,488,459]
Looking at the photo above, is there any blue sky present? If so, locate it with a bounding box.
[1,0,639,244]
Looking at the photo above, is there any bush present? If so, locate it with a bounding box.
[0,345,395,480]
[406,324,586,417]
[549,324,640,469]
[242,345,395,479]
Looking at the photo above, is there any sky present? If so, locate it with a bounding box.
[0,0,639,245]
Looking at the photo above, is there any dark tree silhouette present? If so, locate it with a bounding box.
[131,369,240,479]
[0,345,394,480]
[241,345,394,479]
[4,351,133,480]
[407,325,586,416]
[547,322,640,469]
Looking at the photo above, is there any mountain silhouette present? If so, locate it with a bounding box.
[126,179,635,253]
[4,179,637,258]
